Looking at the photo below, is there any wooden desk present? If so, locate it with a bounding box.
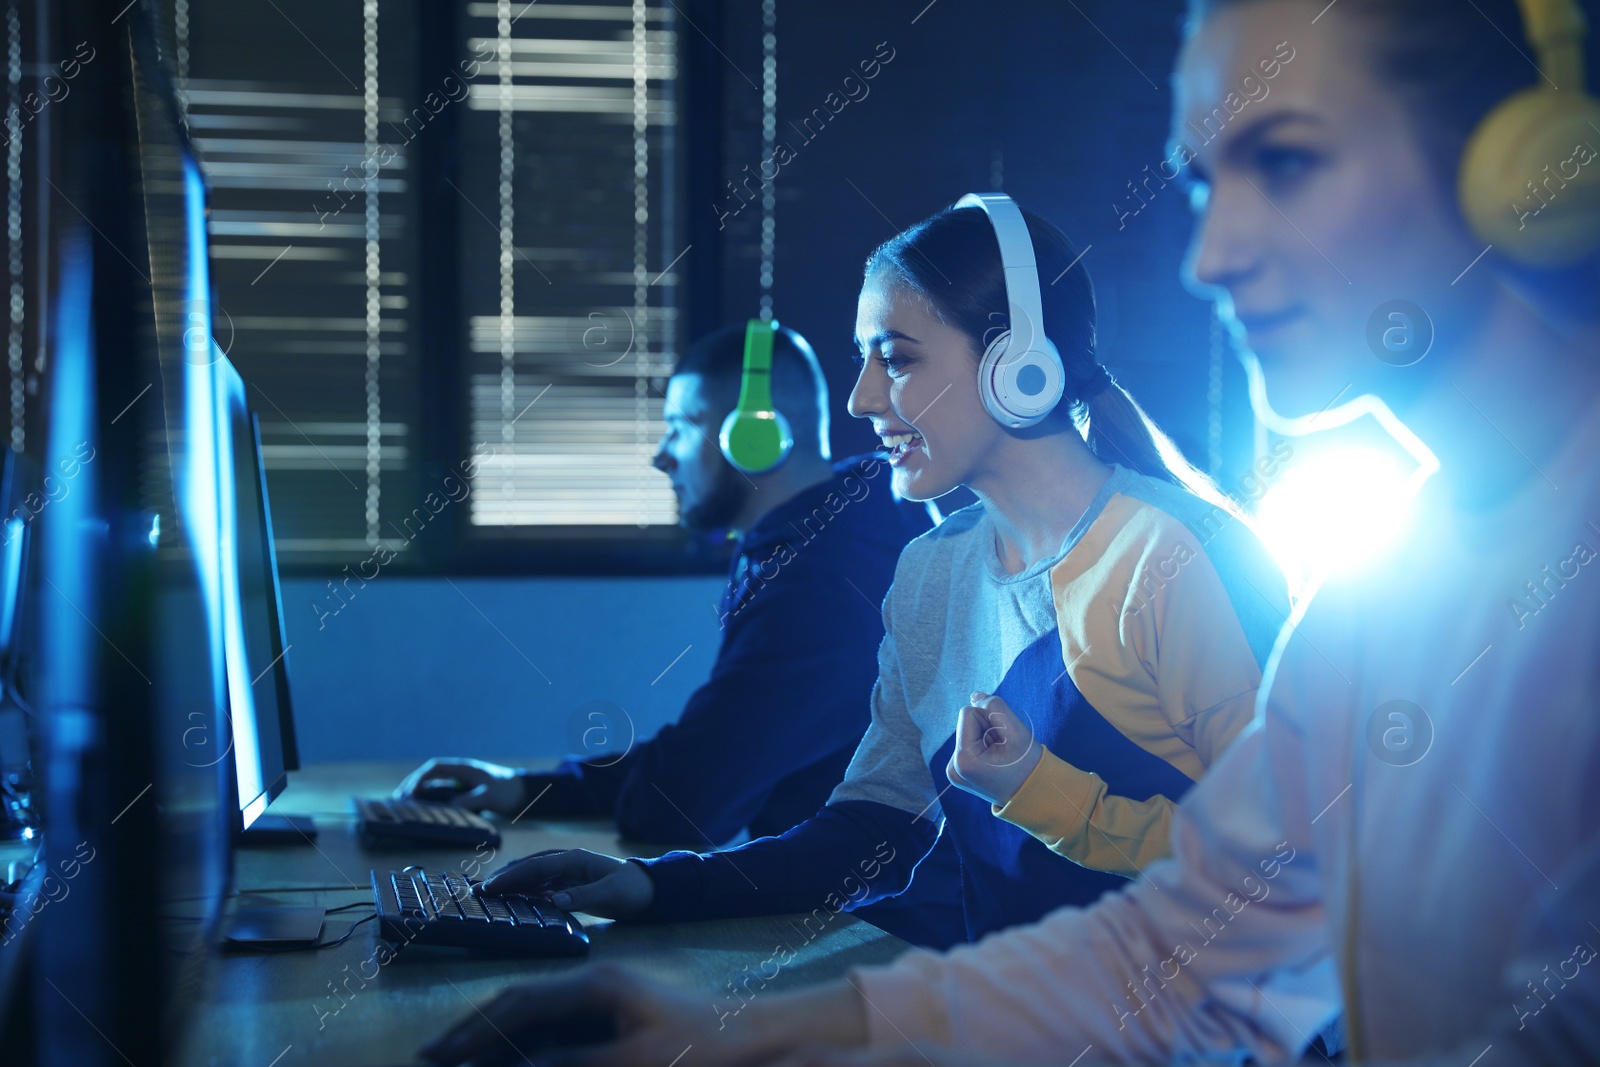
[174,762,911,1067]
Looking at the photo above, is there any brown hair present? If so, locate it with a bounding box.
[1186,0,1545,191]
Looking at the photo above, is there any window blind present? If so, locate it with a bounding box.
[458,0,680,529]
[180,0,419,563]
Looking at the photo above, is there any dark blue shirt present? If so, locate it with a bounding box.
[516,454,929,847]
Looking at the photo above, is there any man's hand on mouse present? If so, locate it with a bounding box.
[395,757,527,816]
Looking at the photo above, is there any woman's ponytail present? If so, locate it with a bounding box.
[1082,379,1236,515]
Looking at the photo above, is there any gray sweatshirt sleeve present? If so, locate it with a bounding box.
[828,579,943,823]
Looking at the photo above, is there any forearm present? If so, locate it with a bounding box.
[725,980,870,1062]
[610,734,772,846]
[994,747,1176,877]
[853,725,1337,1062]
[515,757,631,818]
[850,857,1328,1061]
[636,801,933,924]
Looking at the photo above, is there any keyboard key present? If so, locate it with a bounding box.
[526,899,566,927]
[391,875,426,917]
[505,898,542,926]
[426,877,463,919]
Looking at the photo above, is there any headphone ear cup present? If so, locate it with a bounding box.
[978,331,1065,429]
[977,329,1013,426]
[1460,88,1600,267]
[719,407,794,474]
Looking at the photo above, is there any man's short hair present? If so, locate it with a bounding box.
[672,323,830,456]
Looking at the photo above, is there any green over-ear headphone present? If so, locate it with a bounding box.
[1459,0,1600,266]
[718,318,794,474]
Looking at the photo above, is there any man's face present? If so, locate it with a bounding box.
[653,373,750,533]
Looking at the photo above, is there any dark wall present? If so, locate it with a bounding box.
[705,0,1253,474]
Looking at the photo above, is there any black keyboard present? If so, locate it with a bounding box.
[370,867,589,956]
[353,797,501,848]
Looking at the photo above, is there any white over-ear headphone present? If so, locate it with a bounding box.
[955,193,1066,429]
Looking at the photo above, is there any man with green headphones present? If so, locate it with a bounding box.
[398,320,934,853]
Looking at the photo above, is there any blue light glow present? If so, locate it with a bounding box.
[177,158,262,820]
[1241,353,1440,596]
[216,360,263,821]
[1256,448,1419,591]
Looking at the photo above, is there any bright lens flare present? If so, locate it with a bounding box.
[1255,448,1416,589]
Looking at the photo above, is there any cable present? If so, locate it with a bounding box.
[324,900,374,914]
[234,884,367,895]
[257,911,378,952]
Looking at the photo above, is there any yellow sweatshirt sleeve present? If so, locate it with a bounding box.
[992,744,1176,878]
[1006,490,1279,879]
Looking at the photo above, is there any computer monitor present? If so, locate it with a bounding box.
[217,355,300,832]
[20,3,234,1063]
[247,408,300,781]
[0,449,28,675]
[0,448,37,840]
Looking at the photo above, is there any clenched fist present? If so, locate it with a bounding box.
[945,692,1042,806]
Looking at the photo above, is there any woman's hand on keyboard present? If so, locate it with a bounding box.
[395,757,526,815]
[482,848,654,918]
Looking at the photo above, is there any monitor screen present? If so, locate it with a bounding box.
[251,410,300,776]
[217,357,294,829]
[0,450,24,670]
[0,449,36,829]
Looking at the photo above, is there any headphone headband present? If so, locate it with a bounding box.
[953,192,1066,428]
[955,193,1046,362]
[1518,0,1587,88]
[735,318,779,413]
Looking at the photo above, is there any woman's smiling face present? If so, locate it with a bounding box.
[849,271,1001,502]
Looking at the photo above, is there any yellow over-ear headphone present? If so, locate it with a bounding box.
[1460,0,1600,266]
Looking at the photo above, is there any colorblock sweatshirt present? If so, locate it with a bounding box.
[637,465,1289,947]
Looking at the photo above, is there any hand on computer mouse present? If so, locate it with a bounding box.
[482,849,654,918]
[420,965,714,1066]
[395,758,526,816]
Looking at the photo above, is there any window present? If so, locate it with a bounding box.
[174,0,690,572]
[180,0,421,565]
[457,1,680,530]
